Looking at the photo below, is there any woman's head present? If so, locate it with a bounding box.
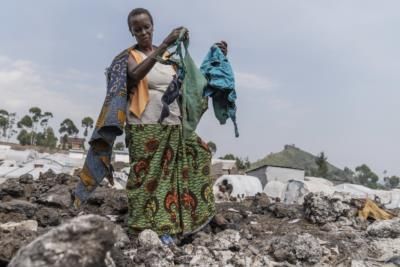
[127,8,154,47]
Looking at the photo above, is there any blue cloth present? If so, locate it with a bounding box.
[74,48,130,203]
[200,45,239,137]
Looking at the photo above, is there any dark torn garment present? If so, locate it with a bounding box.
[200,45,239,137]
[74,47,131,205]
[158,69,184,123]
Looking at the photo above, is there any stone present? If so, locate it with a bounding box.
[113,224,130,249]
[189,246,217,266]
[54,173,73,185]
[133,245,174,266]
[303,192,351,224]
[0,220,38,232]
[0,179,25,198]
[0,200,37,218]
[138,229,162,247]
[267,202,302,219]
[35,207,60,227]
[367,218,400,238]
[321,222,338,232]
[37,185,72,208]
[211,229,241,250]
[213,250,234,265]
[0,229,38,265]
[271,233,322,264]
[8,215,122,267]
[252,193,270,213]
[19,174,34,184]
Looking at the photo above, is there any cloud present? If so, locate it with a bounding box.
[0,56,103,131]
[235,72,277,92]
[96,32,105,40]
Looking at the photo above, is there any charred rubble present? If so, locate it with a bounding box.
[0,170,399,266]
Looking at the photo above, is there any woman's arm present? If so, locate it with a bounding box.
[127,27,188,87]
[127,43,168,85]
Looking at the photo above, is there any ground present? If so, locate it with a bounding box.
[1,170,400,266]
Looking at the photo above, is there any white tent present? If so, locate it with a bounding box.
[262,176,335,204]
[282,177,335,204]
[334,183,400,209]
[263,180,287,200]
[213,175,263,201]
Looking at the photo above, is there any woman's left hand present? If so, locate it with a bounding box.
[215,41,228,56]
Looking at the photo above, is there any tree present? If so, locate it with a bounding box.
[59,119,79,149]
[36,127,58,149]
[315,152,328,178]
[207,141,217,155]
[16,108,53,145]
[0,110,17,141]
[114,142,125,151]
[81,117,94,138]
[17,129,32,146]
[17,115,33,145]
[355,164,379,188]
[384,176,400,189]
[220,154,251,171]
[219,154,235,160]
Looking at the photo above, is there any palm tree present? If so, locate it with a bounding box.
[81,117,94,138]
[59,118,79,149]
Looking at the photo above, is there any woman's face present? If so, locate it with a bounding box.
[130,13,153,47]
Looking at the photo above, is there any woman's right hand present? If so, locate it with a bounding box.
[162,27,188,47]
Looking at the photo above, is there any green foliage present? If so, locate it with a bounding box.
[59,119,79,136]
[17,115,33,129]
[384,176,400,189]
[114,142,125,151]
[17,129,32,145]
[17,107,53,145]
[219,154,235,160]
[355,164,379,188]
[315,152,328,177]
[59,119,78,150]
[0,110,17,141]
[29,107,42,123]
[81,117,94,137]
[36,127,58,149]
[207,141,217,155]
[219,154,250,170]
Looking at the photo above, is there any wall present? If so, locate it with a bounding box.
[265,166,305,184]
[246,166,268,187]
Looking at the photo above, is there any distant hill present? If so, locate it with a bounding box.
[248,145,353,183]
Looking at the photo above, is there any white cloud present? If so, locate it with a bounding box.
[0,56,102,132]
[96,32,105,40]
[235,72,277,91]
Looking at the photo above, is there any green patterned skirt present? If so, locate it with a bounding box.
[126,124,216,236]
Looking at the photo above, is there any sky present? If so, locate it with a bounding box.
[0,1,399,177]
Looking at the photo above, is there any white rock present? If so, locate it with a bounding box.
[138,229,162,247]
[214,250,234,265]
[0,220,38,232]
[212,229,241,250]
[367,218,400,238]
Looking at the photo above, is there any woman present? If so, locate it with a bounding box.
[124,8,228,237]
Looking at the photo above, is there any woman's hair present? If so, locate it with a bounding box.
[127,8,154,28]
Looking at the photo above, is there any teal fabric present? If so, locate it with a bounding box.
[200,45,239,137]
[159,37,208,139]
[180,41,208,139]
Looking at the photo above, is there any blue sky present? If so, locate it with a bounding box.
[1,1,399,177]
